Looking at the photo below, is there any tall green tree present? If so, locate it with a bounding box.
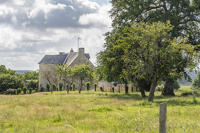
[23,71,39,81]
[0,65,16,75]
[0,74,24,92]
[111,0,200,45]
[115,22,195,101]
[192,72,200,89]
[110,0,200,96]
[71,65,94,94]
[97,30,130,94]
[56,65,72,93]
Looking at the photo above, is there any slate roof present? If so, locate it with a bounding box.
[39,54,68,65]
[39,53,90,65]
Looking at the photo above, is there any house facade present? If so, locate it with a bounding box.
[38,48,94,89]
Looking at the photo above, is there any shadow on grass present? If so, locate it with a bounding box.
[96,92,200,106]
[154,99,200,106]
[97,93,145,100]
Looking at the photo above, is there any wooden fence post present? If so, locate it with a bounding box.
[159,102,167,133]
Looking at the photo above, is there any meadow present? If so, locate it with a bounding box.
[0,86,200,133]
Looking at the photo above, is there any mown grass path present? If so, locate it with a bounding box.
[0,88,199,133]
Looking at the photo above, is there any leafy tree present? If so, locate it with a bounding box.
[110,0,200,96]
[23,87,27,94]
[86,82,90,91]
[72,83,75,91]
[29,88,32,94]
[192,72,200,89]
[114,22,195,101]
[71,65,94,93]
[111,0,200,46]
[94,83,97,92]
[23,71,39,80]
[46,84,50,92]
[0,65,16,75]
[97,31,129,94]
[56,65,72,94]
[52,83,57,91]
[27,80,38,91]
[0,74,24,93]
[0,65,7,74]
[5,89,17,95]
[17,88,21,94]
[59,83,63,91]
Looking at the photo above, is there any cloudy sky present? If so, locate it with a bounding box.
[0,0,112,70]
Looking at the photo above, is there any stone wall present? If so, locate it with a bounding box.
[68,54,94,68]
[39,64,58,89]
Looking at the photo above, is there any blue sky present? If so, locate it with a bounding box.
[91,0,110,4]
[0,0,112,70]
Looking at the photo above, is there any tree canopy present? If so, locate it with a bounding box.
[98,21,196,101]
[111,0,200,46]
[71,64,94,93]
[0,74,24,92]
[23,71,39,81]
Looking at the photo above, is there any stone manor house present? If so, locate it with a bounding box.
[38,48,94,89]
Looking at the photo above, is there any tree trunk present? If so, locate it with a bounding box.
[67,87,69,94]
[140,88,146,98]
[112,87,114,93]
[94,85,96,91]
[162,79,175,96]
[136,79,150,97]
[63,81,66,93]
[79,80,82,94]
[50,85,53,94]
[131,87,134,93]
[118,86,120,93]
[125,81,128,94]
[148,76,157,102]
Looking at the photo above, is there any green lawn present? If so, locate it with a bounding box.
[0,86,200,133]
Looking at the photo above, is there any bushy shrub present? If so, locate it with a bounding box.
[72,84,75,91]
[181,92,193,96]
[59,83,63,91]
[27,80,38,91]
[0,74,24,92]
[131,87,134,92]
[172,80,180,90]
[17,88,21,94]
[35,88,38,92]
[94,83,97,91]
[40,87,45,92]
[52,84,57,91]
[29,88,32,94]
[5,89,17,95]
[46,84,50,92]
[111,87,114,93]
[23,87,27,94]
[156,84,164,91]
[100,87,104,92]
[86,82,90,91]
[192,72,200,89]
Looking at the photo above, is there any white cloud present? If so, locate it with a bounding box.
[77,0,100,10]
[0,26,22,50]
[0,0,112,70]
[0,5,17,17]
[13,0,26,6]
[29,0,66,19]
[79,4,112,27]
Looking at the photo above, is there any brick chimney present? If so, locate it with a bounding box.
[59,52,66,55]
[70,48,74,53]
[78,48,84,55]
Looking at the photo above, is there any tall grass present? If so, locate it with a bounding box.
[0,87,199,133]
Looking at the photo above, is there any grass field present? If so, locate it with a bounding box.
[0,86,200,133]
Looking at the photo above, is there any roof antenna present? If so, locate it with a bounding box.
[77,37,81,50]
